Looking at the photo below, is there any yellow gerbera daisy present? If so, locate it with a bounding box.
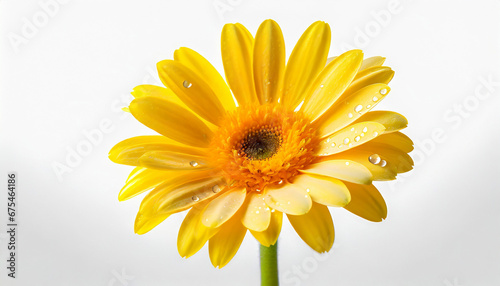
[109,19,413,269]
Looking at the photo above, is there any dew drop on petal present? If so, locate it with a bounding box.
[373,131,379,137]
[343,138,350,144]
[379,160,387,167]
[256,211,260,214]
[366,105,371,108]
[372,96,379,102]
[271,209,276,213]
[351,127,355,132]
[348,143,352,147]
[278,180,284,184]
[362,127,368,133]
[354,136,361,142]
[368,154,381,164]
[331,142,336,147]
[189,161,198,167]
[212,185,220,193]
[192,196,200,202]
[345,161,350,166]
[348,113,353,118]
[183,80,192,88]
[354,105,363,113]
[380,88,387,95]
[320,84,324,88]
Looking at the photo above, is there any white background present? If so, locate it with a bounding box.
[1,0,500,285]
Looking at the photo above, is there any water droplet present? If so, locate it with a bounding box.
[345,161,350,166]
[348,113,353,118]
[278,180,283,184]
[354,105,363,113]
[287,201,291,205]
[343,138,350,144]
[212,185,220,193]
[362,127,368,132]
[368,154,381,164]
[271,209,276,213]
[373,131,378,137]
[331,142,336,147]
[183,80,192,88]
[360,133,365,137]
[192,196,199,202]
[351,127,355,132]
[354,136,361,142]
[189,161,198,167]
[320,84,324,88]
[326,138,331,143]
[372,96,379,102]
[306,189,310,193]
[379,160,387,167]
[379,88,387,95]
[366,105,371,108]
[256,211,260,214]
[348,143,352,147]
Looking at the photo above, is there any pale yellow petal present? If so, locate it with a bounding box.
[132,85,178,100]
[202,187,246,228]
[119,168,185,201]
[221,23,258,107]
[322,149,398,181]
[174,47,236,111]
[318,122,386,155]
[157,60,226,125]
[178,204,220,258]
[264,184,312,215]
[155,174,227,214]
[351,142,414,174]
[139,151,210,170]
[359,56,386,71]
[370,132,414,153]
[134,213,170,235]
[291,173,351,207]
[354,111,408,133]
[300,160,372,185]
[109,135,205,166]
[250,211,282,247]
[301,50,364,121]
[209,210,247,268]
[129,96,213,147]
[241,192,271,232]
[282,21,331,110]
[287,203,334,253]
[343,181,387,222]
[253,19,285,104]
[344,66,395,96]
[315,84,391,138]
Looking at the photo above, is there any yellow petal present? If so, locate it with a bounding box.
[209,210,247,268]
[322,149,398,181]
[264,184,312,215]
[109,135,205,166]
[315,84,391,138]
[132,84,178,100]
[354,111,408,133]
[139,151,210,170]
[370,132,414,153]
[221,23,258,107]
[178,204,220,258]
[343,181,387,222]
[292,174,351,207]
[344,66,394,96]
[359,56,386,71]
[352,142,414,174]
[134,212,170,235]
[300,160,372,185]
[119,168,177,201]
[301,50,364,121]
[202,187,246,228]
[241,192,271,232]
[174,47,236,112]
[287,203,334,253]
[282,21,331,110]
[250,211,282,247]
[138,171,212,215]
[253,19,285,104]
[156,175,227,214]
[129,96,213,147]
[157,60,226,126]
[318,122,386,155]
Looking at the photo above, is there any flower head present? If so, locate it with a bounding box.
[109,19,413,268]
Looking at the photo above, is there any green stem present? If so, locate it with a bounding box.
[260,242,279,286]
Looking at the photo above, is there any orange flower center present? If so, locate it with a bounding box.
[209,104,320,191]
